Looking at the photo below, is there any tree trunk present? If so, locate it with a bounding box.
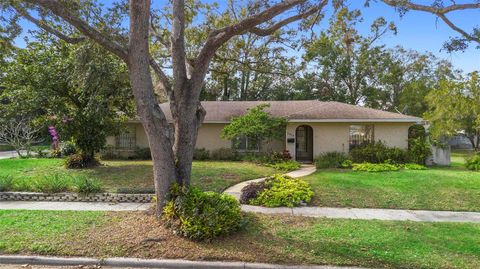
[128,0,177,215]
[172,83,206,186]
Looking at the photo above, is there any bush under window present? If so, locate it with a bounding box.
[162,185,242,241]
[315,152,349,169]
[349,142,409,164]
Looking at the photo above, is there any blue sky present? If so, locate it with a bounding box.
[14,0,479,73]
[346,0,479,73]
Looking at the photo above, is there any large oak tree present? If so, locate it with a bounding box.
[1,0,327,214]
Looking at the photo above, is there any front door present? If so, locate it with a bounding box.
[295,125,313,162]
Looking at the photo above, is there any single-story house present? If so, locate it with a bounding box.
[106,100,422,162]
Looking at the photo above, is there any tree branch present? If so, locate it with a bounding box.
[26,0,129,61]
[249,2,326,36]
[13,5,86,44]
[382,0,480,44]
[193,0,326,89]
[171,0,188,87]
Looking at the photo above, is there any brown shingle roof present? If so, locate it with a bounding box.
[157,100,421,123]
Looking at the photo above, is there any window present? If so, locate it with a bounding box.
[232,135,260,152]
[115,126,136,149]
[349,125,374,150]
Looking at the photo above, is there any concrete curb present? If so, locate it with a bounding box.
[0,255,368,269]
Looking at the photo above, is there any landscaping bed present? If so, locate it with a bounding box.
[1,210,479,269]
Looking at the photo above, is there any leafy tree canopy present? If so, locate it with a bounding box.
[0,37,134,158]
[425,72,480,149]
[221,104,287,143]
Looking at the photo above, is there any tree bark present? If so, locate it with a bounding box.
[128,0,177,214]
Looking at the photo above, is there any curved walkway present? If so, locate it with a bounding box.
[224,164,317,200]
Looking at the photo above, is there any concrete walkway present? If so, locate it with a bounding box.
[224,164,317,200]
[242,205,480,223]
[0,201,150,211]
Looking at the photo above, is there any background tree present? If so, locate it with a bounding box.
[1,39,134,162]
[425,72,480,150]
[0,117,43,158]
[202,1,299,101]
[2,0,328,213]
[303,7,396,105]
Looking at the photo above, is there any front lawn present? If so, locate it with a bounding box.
[1,210,479,269]
[305,151,480,211]
[0,159,279,193]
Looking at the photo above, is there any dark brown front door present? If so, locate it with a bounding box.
[295,125,313,162]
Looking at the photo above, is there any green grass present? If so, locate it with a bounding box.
[0,210,479,269]
[0,210,103,254]
[0,158,279,193]
[451,149,475,167]
[305,151,480,211]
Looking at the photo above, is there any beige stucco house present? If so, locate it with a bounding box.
[106,100,422,162]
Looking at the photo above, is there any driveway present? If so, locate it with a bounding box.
[0,151,18,159]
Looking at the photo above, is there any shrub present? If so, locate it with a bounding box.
[74,176,103,194]
[193,148,210,160]
[352,162,400,172]
[210,148,239,161]
[34,147,48,158]
[250,174,314,207]
[65,154,100,169]
[341,159,353,168]
[408,138,431,164]
[350,142,408,164]
[466,154,480,171]
[315,152,349,169]
[266,160,301,171]
[99,146,122,160]
[49,149,62,158]
[163,185,242,241]
[0,175,13,192]
[133,147,152,160]
[402,163,427,170]
[61,141,78,156]
[33,174,72,193]
[240,181,266,204]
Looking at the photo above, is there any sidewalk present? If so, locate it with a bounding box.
[0,201,150,211]
[242,205,480,223]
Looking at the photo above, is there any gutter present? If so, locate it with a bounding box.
[0,255,369,269]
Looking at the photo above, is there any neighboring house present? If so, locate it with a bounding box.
[106,100,422,162]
